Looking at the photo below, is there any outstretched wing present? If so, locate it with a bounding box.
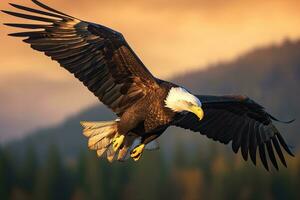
[175,95,294,171]
[3,0,159,116]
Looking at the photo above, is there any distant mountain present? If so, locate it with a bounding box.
[6,39,300,161]
[0,72,97,142]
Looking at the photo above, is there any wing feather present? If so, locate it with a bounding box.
[266,141,278,170]
[249,121,258,165]
[259,144,269,171]
[175,95,294,171]
[3,0,159,116]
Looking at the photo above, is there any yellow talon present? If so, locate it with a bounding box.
[112,135,125,151]
[130,144,145,161]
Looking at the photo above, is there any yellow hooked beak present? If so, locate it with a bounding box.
[190,105,204,120]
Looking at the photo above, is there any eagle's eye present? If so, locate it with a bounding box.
[186,102,194,107]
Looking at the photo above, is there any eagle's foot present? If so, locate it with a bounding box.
[130,144,145,161]
[112,135,125,151]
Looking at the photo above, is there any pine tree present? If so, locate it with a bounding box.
[0,147,17,200]
[33,144,71,200]
[173,141,187,169]
[126,151,169,200]
[19,144,38,193]
[78,151,105,200]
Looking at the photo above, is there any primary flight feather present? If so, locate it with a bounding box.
[3,0,294,170]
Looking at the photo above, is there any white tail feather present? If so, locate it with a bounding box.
[106,145,117,162]
[81,120,160,162]
[81,120,118,162]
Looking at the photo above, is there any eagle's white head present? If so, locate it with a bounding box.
[165,87,204,120]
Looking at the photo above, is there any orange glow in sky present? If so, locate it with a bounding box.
[1,0,300,79]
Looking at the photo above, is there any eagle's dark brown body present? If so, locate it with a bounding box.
[118,81,178,144]
[3,0,294,169]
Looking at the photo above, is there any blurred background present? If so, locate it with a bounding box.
[0,0,300,199]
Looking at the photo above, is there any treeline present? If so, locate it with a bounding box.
[0,142,299,200]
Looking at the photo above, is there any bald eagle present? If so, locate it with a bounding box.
[3,0,294,170]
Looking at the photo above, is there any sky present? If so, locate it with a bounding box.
[0,0,300,142]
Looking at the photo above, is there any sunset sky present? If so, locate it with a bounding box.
[0,0,300,141]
